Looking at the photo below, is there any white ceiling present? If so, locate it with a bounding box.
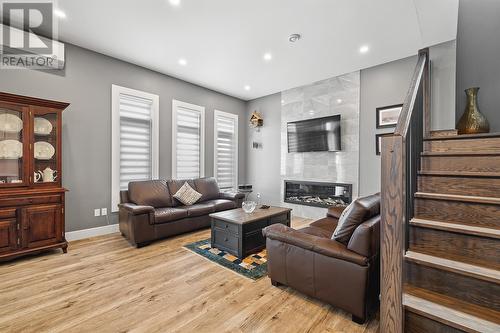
[55,0,458,100]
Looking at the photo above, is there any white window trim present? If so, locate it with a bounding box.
[213,110,238,191]
[111,85,159,212]
[172,99,205,179]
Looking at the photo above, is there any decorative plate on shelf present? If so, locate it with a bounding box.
[0,140,23,159]
[34,141,55,160]
[34,117,53,135]
[0,113,23,133]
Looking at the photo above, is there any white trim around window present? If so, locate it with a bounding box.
[111,85,159,212]
[172,99,205,179]
[213,110,238,191]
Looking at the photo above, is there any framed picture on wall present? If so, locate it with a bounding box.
[376,132,394,155]
[376,104,403,128]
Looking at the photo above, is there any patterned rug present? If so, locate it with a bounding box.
[184,239,268,280]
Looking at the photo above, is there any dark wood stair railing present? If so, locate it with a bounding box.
[380,48,429,333]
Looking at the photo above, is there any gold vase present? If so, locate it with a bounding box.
[456,87,490,135]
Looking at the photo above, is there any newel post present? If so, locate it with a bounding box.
[380,135,405,333]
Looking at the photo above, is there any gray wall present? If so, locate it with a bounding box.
[245,93,282,205]
[359,56,417,195]
[430,40,457,130]
[456,0,500,132]
[0,44,246,232]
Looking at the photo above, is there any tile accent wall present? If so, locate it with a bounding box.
[280,71,360,219]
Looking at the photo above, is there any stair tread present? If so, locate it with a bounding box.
[422,150,500,156]
[429,129,458,138]
[418,170,500,177]
[410,218,500,238]
[415,192,500,205]
[424,131,500,141]
[404,286,500,332]
[405,250,500,284]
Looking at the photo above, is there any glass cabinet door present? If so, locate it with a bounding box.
[0,103,27,186]
[32,108,59,186]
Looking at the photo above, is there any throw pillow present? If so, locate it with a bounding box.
[173,182,202,206]
[332,200,368,245]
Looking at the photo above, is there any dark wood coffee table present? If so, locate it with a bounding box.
[209,206,292,259]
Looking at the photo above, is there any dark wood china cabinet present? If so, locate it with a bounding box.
[0,92,69,261]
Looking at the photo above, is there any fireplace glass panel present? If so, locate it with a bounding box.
[284,181,351,208]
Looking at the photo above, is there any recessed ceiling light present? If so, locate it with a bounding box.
[54,9,66,19]
[169,0,181,6]
[244,85,251,91]
[336,99,343,104]
[263,52,272,62]
[178,58,187,66]
[288,34,301,43]
[309,110,315,115]
[281,99,285,105]
[359,45,369,54]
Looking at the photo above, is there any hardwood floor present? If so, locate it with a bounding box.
[0,217,379,333]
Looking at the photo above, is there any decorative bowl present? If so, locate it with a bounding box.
[0,113,23,133]
[0,140,23,159]
[34,141,55,160]
[34,117,53,135]
[242,201,257,213]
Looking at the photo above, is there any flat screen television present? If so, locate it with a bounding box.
[287,115,341,153]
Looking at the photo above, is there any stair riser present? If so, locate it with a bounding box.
[421,155,500,173]
[415,198,500,229]
[418,176,500,197]
[424,137,500,153]
[405,262,500,312]
[409,227,500,270]
[405,311,464,333]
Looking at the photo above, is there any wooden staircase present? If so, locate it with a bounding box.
[379,49,500,333]
[403,133,500,332]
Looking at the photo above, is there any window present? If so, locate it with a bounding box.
[172,100,205,179]
[111,85,159,211]
[214,110,238,191]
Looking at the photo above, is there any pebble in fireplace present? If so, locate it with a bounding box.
[284,180,352,208]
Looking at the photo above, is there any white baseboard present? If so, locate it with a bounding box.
[66,224,120,241]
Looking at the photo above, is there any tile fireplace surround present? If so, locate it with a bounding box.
[280,71,360,219]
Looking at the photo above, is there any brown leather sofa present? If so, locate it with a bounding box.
[262,193,380,324]
[118,177,244,247]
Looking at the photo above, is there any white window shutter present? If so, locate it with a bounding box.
[172,100,205,179]
[111,85,159,212]
[214,110,238,191]
[119,95,153,189]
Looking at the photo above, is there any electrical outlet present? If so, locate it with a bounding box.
[94,208,100,217]
[101,208,107,216]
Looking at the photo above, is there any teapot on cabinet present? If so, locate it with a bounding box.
[35,167,57,182]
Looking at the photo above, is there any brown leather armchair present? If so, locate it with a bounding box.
[262,194,380,324]
[119,177,244,247]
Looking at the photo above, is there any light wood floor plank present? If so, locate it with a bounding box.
[0,217,379,333]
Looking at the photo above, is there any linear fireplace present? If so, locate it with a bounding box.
[284,180,352,208]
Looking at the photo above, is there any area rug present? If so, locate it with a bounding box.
[184,239,267,280]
